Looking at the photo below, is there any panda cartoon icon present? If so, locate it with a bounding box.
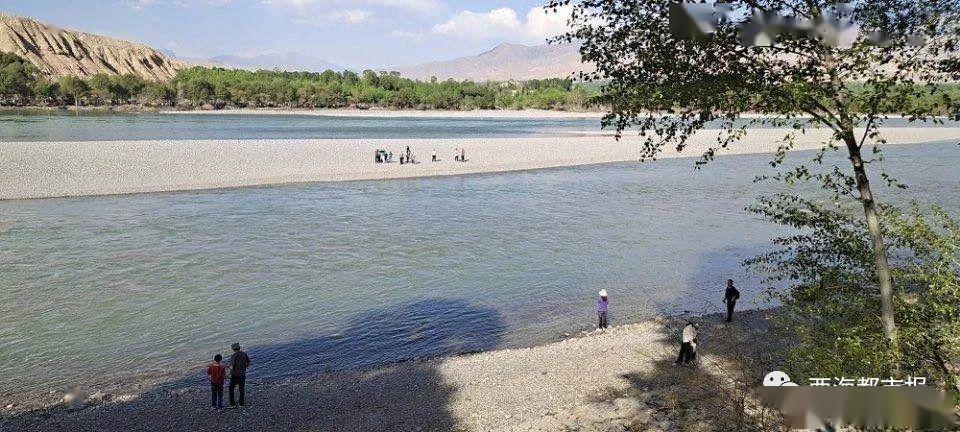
[763,371,799,386]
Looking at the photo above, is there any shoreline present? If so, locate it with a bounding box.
[5,106,949,121]
[1,309,780,431]
[2,127,959,200]
[0,106,606,118]
[158,108,608,119]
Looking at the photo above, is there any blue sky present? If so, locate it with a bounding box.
[1,0,573,69]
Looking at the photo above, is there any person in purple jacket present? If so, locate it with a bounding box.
[596,289,610,329]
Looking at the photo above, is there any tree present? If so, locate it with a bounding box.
[111,74,146,103]
[0,52,41,103]
[142,81,176,106]
[551,0,960,370]
[33,78,60,105]
[182,78,214,103]
[88,73,116,105]
[746,194,960,392]
[57,76,89,108]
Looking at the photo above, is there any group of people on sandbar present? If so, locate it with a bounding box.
[374,148,394,163]
[373,146,418,164]
[205,342,251,409]
[593,279,741,366]
[375,146,418,164]
[375,146,468,164]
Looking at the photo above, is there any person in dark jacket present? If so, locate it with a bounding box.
[228,342,251,407]
[723,279,741,322]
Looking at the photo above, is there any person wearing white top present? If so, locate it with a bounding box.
[675,321,698,365]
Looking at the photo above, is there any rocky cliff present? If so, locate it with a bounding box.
[0,14,186,81]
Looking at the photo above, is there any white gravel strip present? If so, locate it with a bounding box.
[2,128,957,200]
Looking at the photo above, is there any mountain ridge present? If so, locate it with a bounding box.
[1,14,588,83]
[394,42,590,81]
[0,14,186,81]
[208,52,342,73]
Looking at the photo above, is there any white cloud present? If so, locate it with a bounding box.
[261,1,372,25]
[431,5,573,43]
[122,0,156,10]
[524,5,573,40]
[389,30,425,42]
[123,0,232,9]
[324,9,371,24]
[432,8,521,40]
[371,0,442,14]
[263,0,441,15]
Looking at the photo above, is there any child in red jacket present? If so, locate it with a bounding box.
[207,354,226,409]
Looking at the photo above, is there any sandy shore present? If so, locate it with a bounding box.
[1,310,780,432]
[2,127,958,200]
[159,108,607,118]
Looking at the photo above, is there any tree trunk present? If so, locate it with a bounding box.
[843,132,900,369]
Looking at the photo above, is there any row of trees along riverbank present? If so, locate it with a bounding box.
[0,53,598,111]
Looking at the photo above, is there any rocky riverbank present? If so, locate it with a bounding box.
[1,309,783,432]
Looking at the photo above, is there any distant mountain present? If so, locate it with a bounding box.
[0,14,185,81]
[394,42,590,81]
[207,52,343,73]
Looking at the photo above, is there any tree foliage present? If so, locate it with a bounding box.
[0,53,600,111]
[747,194,960,392]
[551,0,960,369]
[550,0,960,155]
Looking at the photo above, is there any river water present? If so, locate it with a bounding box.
[0,112,957,403]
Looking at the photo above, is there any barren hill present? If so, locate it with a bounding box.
[394,42,590,81]
[0,14,185,81]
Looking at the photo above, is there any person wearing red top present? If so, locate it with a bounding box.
[206,354,226,409]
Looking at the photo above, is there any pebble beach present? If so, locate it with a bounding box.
[2,127,958,200]
[1,309,779,432]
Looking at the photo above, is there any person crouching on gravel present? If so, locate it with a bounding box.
[675,321,698,365]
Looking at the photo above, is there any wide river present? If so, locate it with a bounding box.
[0,112,958,404]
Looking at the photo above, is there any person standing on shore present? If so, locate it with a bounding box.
[675,321,698,365]
[228,342,251,408]
[460,147,466,162]
[723,279,740,322]
[432,150,437,162]
[454,148,460,162]
[596,289,610,329]
[206,354,225,409]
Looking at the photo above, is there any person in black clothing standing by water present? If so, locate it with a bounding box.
[228,342,251,407]
[723,279,740,322]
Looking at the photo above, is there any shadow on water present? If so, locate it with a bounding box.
[4,298,504,432]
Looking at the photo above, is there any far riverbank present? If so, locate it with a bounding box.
[0,106,606,119]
